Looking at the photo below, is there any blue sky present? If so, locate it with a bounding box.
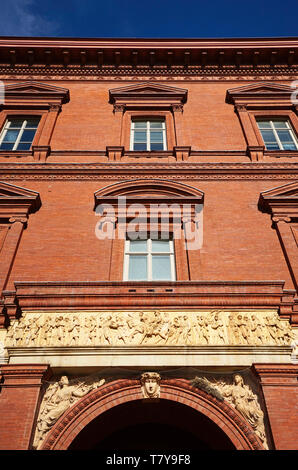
[0,0,297,38]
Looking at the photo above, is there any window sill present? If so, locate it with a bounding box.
[264,150,298,158]
[0,150,31,158]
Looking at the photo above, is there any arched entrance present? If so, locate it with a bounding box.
[69,399,235,450]
[42,379,264,450]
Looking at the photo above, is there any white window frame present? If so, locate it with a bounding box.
[0,117,39,151]
[257,119,298,151]
[130,119,167,151]
[123,238,176,281]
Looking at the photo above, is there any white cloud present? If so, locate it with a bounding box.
[0,0,59,36]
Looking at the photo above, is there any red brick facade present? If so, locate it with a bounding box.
[0,37,297,451]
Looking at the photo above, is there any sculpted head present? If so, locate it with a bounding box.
[233,374,244,386]
[59,375,69,387]
[140,372,161,399]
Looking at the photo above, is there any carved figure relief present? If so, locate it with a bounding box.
[5,310,294,348]
[191,374,268,449]
[140,372,161,399]
[33,374,105,450]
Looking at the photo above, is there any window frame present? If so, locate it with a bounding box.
[130,118,167,151]
[256,118,298,151]
[0,115,41,151]
[123,238,176,282]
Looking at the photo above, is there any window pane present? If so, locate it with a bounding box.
[3,129,19,142]
[152,255,172,280]
[20,129,36,142]
[25,117,40,128]
[150,143,164,151]
[8,119,24,128]
[282,143,297,150]
[272,121,288,128]
[266,143,280,150]
[0,142,14,150]
[257,121,271,129]
[129,240,147,252]
[152,240,170,252]
[150,131,163,143]
[276,130,295,143]
[260,129,277,143]
[16,142,32,150]
[150,121,163,129]
[133,121,147,128]
[133,143,147,151]
[128,255,147,280]
[134,131,147,142]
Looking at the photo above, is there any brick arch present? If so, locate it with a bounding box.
[41,378,264,450]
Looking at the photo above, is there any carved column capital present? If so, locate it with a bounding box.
[172,104,184,113]
[235,104,247,113]
[48,103,62,113]
[272,215,292,224]
[8,216,27,225]
[113,104,125,113]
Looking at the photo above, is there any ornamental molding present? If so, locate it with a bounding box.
[1,68,298,81]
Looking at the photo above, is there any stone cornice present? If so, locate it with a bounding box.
[0,37,298,72]
[6,279,288,310]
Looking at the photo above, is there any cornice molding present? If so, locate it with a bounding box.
[0,162,297,181]
[0,37,298,72]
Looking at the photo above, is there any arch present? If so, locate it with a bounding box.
[41,378,264,450]
[94,178,204,203]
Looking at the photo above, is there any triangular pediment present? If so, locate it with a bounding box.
[109,82,188,105]
[0,182,41,212]
[4,81,70,104]
[226,82,294,104]
[260,181,298,200]
[259,181,298,215]
[228,82,293,95]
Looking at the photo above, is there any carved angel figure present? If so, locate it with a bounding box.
[219,374,267,447]
[33,374,105,449]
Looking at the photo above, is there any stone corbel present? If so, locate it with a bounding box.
[174,146,191,162]
[2,290,18,324]
[247,145,265,162]
[32,145,51,163]
[106,146,124,161]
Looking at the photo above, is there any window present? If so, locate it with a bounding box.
[0,116,40,151]
[123,238,176,281]
[130,119,167,151]
[257,119,298,151]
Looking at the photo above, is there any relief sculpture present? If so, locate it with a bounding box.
[33,374,105,450]
[5,309,294,348]
[191,374,268,449]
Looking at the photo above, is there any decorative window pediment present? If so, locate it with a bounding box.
[226,82,295,108]
[3,81,70,109]
[0,181,41,218]
[109,82,188,110]
[259,181,298,218]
